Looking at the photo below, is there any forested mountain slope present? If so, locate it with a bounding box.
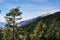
[19,11,60,40]
[2,11,60,40]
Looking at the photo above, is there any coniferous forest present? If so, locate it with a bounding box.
[0,7,60,40]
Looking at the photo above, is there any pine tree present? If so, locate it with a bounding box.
[5,7,22,40]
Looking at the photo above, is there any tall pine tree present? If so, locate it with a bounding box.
[5,7,22,40]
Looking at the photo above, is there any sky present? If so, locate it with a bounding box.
[0,0,60,22]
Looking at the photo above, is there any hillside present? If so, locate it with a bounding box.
[18,11,60,40]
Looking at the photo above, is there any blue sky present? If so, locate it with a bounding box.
[0,0,60,22]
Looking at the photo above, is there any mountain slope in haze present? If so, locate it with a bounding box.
[18,16,41,26]
[18,11,60,40]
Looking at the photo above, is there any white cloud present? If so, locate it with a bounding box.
[0,0,60,22]
[20,4,60,19]
[21,4,59,13]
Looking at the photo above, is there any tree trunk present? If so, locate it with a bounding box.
[12,16,15,40]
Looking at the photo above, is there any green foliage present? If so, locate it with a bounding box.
[0,27,3,40]
[17,11,60,40]
[1,10,60,40]
[6,7,22,16]
[2,27,12,40]
[3,7,22,40]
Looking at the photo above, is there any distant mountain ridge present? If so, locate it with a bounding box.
[0,16,41,28]
[0,12,54,28]
[18,16,41,26]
